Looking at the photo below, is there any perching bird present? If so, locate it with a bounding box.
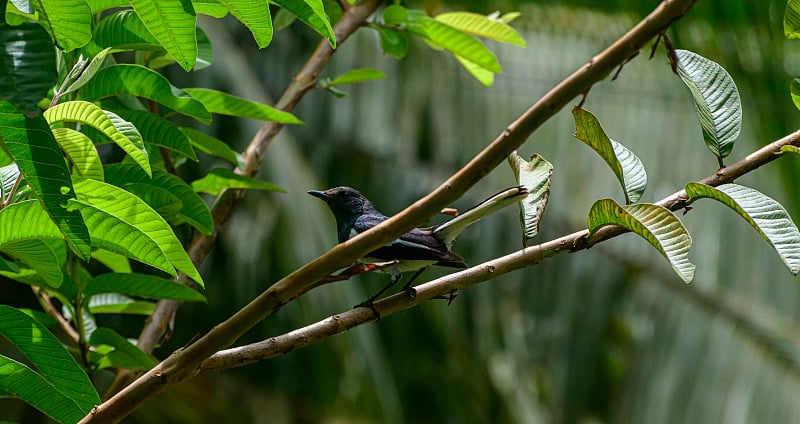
[308,186,528,311]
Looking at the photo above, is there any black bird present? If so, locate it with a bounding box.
[308,186,528,311]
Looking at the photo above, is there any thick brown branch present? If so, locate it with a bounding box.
[199,129,800,371]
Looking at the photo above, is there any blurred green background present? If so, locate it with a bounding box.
[5,0,800,422]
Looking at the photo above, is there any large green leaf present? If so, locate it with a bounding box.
[220,0,273,48]
[192,0,228,17]
[86,273,206,301]
[588,198,695,283]
[272,0,335,47]
[52,128,104,180]
[88,9,162,53]
[573,107,647,204]
[191,168,285,195]
[0,102,91,260]
[44,101,151,176]
[407,13,501,74]
[89,327,159,371]
[675,49,741,166]
[0,305,100,415]
[0,356,85,423]
[786,0,800,38]
[0,239,63,287]
[378,27,409,59]
[86,0,128,14]
[129,0,197,71]
[114,109,198,161]
[70,176,205,286]
[92,249,132,273]
[88,293,154,315]
[685,183,800,275]
[435,11,526,47]
[0,22,57,117]
[30,0,92,51]
[184,88,302,124]
[105,163,213,235]
[181,127,242,167]
[77,64,211,124]
[507,151,552,244]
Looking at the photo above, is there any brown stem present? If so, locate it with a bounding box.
[31,287,80,343]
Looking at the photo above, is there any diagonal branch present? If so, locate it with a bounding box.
[198,128,800,372]
[83,1,699,422]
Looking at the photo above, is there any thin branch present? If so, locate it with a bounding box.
[82,1,698,422]
[199,128,800,372]
[31,287,80,343]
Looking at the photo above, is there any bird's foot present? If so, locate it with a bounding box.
[403,285,417,300]
[433,289,460,305]
[354,301,381,321]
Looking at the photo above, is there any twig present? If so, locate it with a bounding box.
[31,287,80,343]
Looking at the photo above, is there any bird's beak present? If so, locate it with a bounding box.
[307,190,330,200]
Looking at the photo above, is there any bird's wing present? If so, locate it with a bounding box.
[434,186,528,246]
[353,215,465,267]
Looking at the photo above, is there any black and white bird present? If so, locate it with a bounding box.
[308,186,528,310]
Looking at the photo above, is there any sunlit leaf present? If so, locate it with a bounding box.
[588,198,695,283]
[0,163,20,199]
[435,11,526,47]
[92,249,132,273]
[31,0,92,51]
[0,22,57,117]
[0,239,63,288]
[130,0,197,71]
[87,293,155,315]
[181,127,242,167]
[193,0,228,17]
[781,145,800,155]
[114,109,197,161]
[328,68,387,86]
[191,168,285,195]
[220,0,272,48]
[786,0,800,38]
[507,151,552,244]
[455,54,493,86]
[89,327,159,370]
[685,183,800,275]
[272,0,335,47]
[573,107,647,204]
[184,88,301,124]
[86,273,206,302]
[52,128,104,180]
[407,13,501,74]
[59,48,113,97]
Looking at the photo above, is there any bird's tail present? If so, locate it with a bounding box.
[434,186,528,247]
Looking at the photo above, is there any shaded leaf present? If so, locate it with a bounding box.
[191,168,285,195]
[91,249,132,273]
[781,145,800,155]
[114,109,197,161]
[507,151,552,243]
[90,327,159,371]
[52,128,104,180]
[0,356,85,423]
[193,0,228,17]
[88,294,154,315]
[435,11,526,47]
[0,22,57,117]
[130,0,198,71]
[573,107,647,204]
[87,10,161,54]
[378,27,408,59]
[0,163,20,199]
[675,49,741,164]
[588,198,695,283]
[786,0,800,39]
[0,239,63,288]
[181,127,242,167]
[86,273,206,302]
[184,88,302,124]
[685,183,800,275]
[272,0,335,47]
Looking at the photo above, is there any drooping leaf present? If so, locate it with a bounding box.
[587,198,695,283]
[90,327,159,370]
[0,305,100,414]
[31,0,92,51]
[181,127,242,167]
[378,27,409,59]
[786,0,800,39]
[407,13,501,74]
[383,4,407,25]
[70,176,204,286]
[573,107,647,204]
[272,0,335,47]
[44,101,151,176]
[455,54,494,86]
[78,64,211,124]
[0,356,85,423]
[91,249,132,273]
[685,183,800,275]
[104,163,213,235]
[193,0,228,17]
[0,102,91,260]
[219,0,272,48]
[88,293,155,315]
[675,49,742,165]
[86,273,206,302]
[149,26,214,71]
[328,68,387,86]
[0,239,64,288]
[435,11,526,47]
[114,109,197,161]
[184,88,302,124]
[0,22,57,117]
[129,0,198,71]
[87,10,162,54]
[507,151,552,244]
[191,168,285,195]
[52,128,104,180]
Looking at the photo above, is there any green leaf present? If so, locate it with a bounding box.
[328,68,387,86]
[104,163,213,235]
[87,10,162,53]
[31,0,92,51]
[685,183,800,275]
[383,4,408,26]
[407,13,501,74]
[378,28,408,59]
[507,151,552,244]
[193,0,228,17]
[86,273,206,302]
[130,0,198,71]
[44,100,151,177]
[52,128,104,180]
[77,64,211,124]
[59,48,113,97]
[181,127,242,167]
[435,11,526,47]
[89,327,159,371]
[675,49,741,165]
[220,0,273,48]
[272,0,335,47]
[191,168,285,195]
[786,0,800,38]
[0,239,64,288]
[86,0,129,14]
[92,249,132,273]
[587,198,695,283]
[184,88,302,124]
[781,145,800,155]
[0,305,100,414]
[573,107,647,204]
[0,102,91,260]
[0,22,57,117]
[114,109,198,161]
[455,54,493,86]
[0,355,85,423]
[88,294,155,315]
[0,163,20,199]
[71,176,205,286]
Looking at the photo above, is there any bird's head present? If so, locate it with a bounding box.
[308,186,379,222]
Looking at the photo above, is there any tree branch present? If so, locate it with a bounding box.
[199,128,800,372]
[83,1,698,422]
